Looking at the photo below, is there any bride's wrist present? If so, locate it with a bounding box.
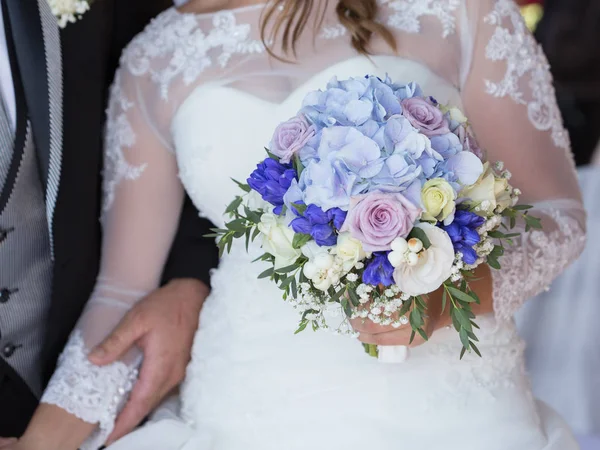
[21,404,97,450]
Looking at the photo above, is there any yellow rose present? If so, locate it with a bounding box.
[421,178,456,222]
[439,105,469,124]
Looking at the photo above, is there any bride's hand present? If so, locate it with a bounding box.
[351,265,494,346]
[350,287,449,347]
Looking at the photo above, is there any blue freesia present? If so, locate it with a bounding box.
[328,208,347,230]
[441,209,486,265]
[362,252,395,286]
[247,158,296,215]
[290,204,346,246]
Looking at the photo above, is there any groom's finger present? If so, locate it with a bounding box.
[105,340,167,445]
[89,309,148,365]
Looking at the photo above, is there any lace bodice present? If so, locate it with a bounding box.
[41,1,586,448]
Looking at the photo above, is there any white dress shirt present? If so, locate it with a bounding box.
[0,3,16,132]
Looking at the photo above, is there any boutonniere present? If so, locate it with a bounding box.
[48,0,93,28]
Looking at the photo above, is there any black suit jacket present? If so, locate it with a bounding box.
[4,0,219,386]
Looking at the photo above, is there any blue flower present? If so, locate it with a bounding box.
[430,132,463,159]
[247,158,296,215]
[362,252,395,287]
[301,76,423,130]
[440,209,486,265]
[290,204,347,247]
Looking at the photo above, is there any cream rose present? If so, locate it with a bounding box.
[258,213,302,269]
[421,178,456,223]
[392,224,455,296]
[461,162,512,215]
[333,233,367,272]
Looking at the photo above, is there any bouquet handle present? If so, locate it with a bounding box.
[377,345,409,363]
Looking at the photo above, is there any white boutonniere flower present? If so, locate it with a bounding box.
[48,0,92,28]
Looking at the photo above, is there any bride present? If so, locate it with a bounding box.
[8,0,587,449]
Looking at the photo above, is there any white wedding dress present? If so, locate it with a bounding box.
[39,1,587,449]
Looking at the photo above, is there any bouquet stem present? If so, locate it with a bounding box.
[363,343,379,358]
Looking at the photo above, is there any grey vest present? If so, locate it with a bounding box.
[0,123,53,397]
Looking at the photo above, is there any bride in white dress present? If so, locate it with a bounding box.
[10,1,587,449]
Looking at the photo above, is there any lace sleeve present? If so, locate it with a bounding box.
[461,0,587,322]
[40,56,185,448]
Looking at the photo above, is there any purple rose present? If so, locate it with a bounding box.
[340,192,422,252]
[271,115,317,164]
[401,97,450,137]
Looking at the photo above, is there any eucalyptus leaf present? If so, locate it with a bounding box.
[348,288,360,307]
[292,233,312,249]
[231,178,251,193]
[276,264,298,274]
[447,286,476,303]
[258,268,274,279]
[294,321,308,334]
[225,196,243,215]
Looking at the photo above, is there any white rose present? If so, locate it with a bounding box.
[245,190,271,212]
[257,213,301,269]
[333,233,367,272]
[392,223,454,296]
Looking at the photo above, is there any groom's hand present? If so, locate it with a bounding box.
[88,278,209,445]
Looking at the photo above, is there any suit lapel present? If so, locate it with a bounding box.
[5,0,63,259]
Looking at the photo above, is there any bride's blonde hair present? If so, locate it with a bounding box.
[260,0,397,57]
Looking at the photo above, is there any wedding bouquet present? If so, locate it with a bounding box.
[213,75,540,359]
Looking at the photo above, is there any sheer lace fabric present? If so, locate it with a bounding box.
[40,1,585,448]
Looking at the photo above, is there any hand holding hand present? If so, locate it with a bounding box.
[88,278,209,445]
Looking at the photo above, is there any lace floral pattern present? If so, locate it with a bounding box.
[492,207,587,323]
[483,0,571,153]
[102,72,147,213]
[381,0,461,38]
[424,321,533,412]
[122,9,264,101]
[41,331,139,450]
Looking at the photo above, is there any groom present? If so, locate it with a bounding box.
[0,0,217,441]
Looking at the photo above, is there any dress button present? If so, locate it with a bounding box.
[0,288,15,304]
[2,342,17,358]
